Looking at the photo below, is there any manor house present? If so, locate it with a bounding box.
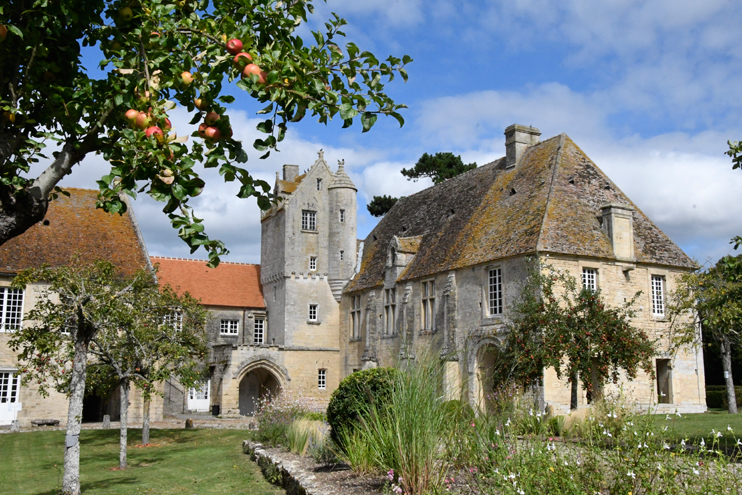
[0,124,707,428]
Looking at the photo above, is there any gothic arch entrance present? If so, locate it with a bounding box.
[238,367,281,416]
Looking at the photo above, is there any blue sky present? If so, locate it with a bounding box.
[54,0,742,267]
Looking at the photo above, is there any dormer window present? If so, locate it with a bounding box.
[317,178,322,190]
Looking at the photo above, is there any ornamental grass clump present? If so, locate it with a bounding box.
[254,391,322,446]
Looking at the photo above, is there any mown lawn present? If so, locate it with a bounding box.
[660,410,742,444]
[0,428,284,495]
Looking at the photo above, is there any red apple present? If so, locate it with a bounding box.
[135,112,151,129]
[0,25,7,43]
[194,98,208,111]
[180,71,194,86]
[203,126,221,141]
[241,64,267,84]
[233,52,252,67]
[124,109,139,124]
[163,118,172,130]
[204,111,220,125]
[145,126,164,141]
[198,123,208,137]
[226,38,243,55]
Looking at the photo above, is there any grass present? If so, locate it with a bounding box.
[0,428,285,495]
[663,410,742,443]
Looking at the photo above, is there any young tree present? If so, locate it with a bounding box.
[87,284,207,468]
[367,152,476,216]
[9,260,152,495]
[0,1,410,266]
[494,260,656,407]
[669,254,742,413]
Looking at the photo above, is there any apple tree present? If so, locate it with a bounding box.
[0,0,411,265]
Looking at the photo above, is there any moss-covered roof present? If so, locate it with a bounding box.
[345,134,695,293]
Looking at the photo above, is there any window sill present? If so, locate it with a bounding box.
[301,229,319,234]
[381,333,398,339]
[418,329,437,336]
[481,316,503,326]
[307,320,321,325]
[349,337,363,342]
[219,334,239,337]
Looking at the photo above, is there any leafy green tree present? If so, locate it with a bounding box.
[0,1,410,266]
[366,194,399,217]
[86,284,207,467]
[9,260,152,494]
[495,260,655,408]
[367,152,476,216]
[726,141,742,249]
[669,254,742,413]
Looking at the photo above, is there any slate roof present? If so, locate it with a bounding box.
[0,188,151,277]
[346,134,695,293]
[152,256,265,308]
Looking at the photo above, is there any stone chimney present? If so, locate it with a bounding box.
[504,124,541,169]
[283,164,299,182]
[601,203,635,261]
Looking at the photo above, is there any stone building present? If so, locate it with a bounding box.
[0,189,155,427]
[341,125,706,414]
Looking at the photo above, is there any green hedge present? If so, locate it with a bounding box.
[705,386,742,409]
[326,367,398,446]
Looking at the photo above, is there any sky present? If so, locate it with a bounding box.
[39,0,742,268]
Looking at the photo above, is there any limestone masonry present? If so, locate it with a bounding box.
[0,125,706,428]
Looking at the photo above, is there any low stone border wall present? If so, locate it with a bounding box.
[243,440,330,495]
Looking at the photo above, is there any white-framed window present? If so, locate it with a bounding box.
[652,275,665,316]
[163,310,183,331]
[350,295,361,339]
[220,319,238,335]
[384,288,396,335]
[422,280,436,332]
[339,209,345,223]
[302,210,317,231]
[309,304,318,322]
[318,369,327,390]
[488,267,503,316]
[254,318,265,345]
[0,288,24,332]
[582,268,597,292]
[0,372,20,403]
[189,382,209,401]
[309,256,317,271]
[340,250,344,261]
[317,178,322,190]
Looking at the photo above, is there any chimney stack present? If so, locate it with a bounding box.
[283,164,299,182]
[601,203,635,261]
[504,124,541,169]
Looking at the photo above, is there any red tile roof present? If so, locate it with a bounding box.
[0,188,151,277]
[151,257,265,308]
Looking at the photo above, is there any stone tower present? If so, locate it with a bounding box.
[327,159,358,301]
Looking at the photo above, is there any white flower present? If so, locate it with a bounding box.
[700,438,705,447]
[666,415,672,420]
[681,439,686,447]
[506,418,511,427]
[576,459,580,465]
[508,473,516,480]
[693,468,699,475]
[736,439,741,447]
[727,425,733,432]
[517,489,525,495]
[662,426,668,431]
[627,470,636,479]
[676,411,682,417]
[663,443,670,450]
[496,429,500,436]
[657,463,663,471]
[715,431,723,439]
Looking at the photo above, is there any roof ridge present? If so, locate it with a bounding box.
[150,256,260,267]
[535,133,567,251]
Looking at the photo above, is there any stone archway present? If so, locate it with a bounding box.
[238,367,281,416]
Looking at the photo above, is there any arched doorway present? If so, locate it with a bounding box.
[475,344,500,414]
[238,367,281,416]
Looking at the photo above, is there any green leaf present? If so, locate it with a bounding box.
[171,183,187,201]
[218,95,236,104]
[361,112,377,133]
[339,103,358,120]
[7,25,23,39]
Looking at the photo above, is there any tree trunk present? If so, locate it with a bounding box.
[142,396,150,446]
[570,372,578,410]
[62,333,88,495]
[720,334,738,414]
[0,185,48,247]
[119,381,130,469]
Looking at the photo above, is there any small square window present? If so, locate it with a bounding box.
[254,318,265,345]
[220,319,239,335]
[317,178,322,190]
[309,304,318,322]
[339,209,345,223]
[582,268,597,292]
[309,256,317,271]
[318,369,327,390]
[302,210,317,231]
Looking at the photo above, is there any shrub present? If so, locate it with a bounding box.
[326,367,398,446]
[706,386,742,409]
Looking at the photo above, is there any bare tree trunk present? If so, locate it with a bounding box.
[119,381,130,469]
[720,334,738,414]
[62,335,88,495]
[570,373,578,410]
[142,396,150,445]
